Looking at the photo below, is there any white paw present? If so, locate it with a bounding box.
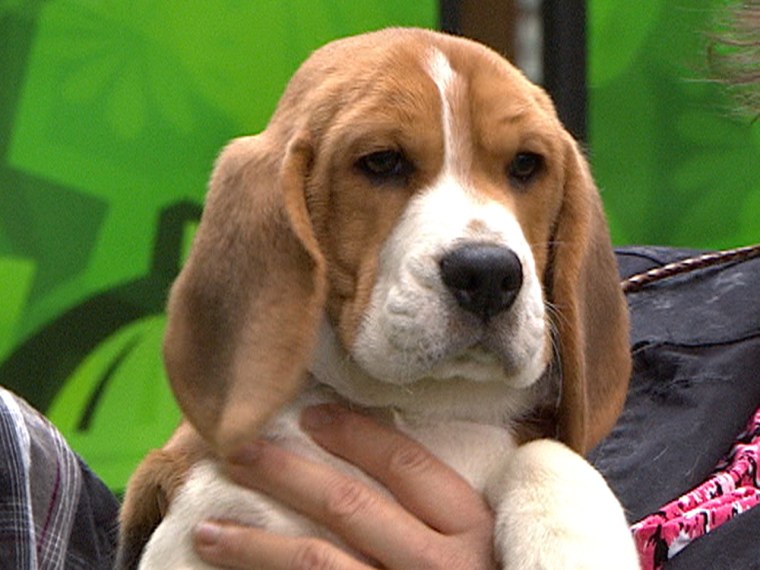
[489,439,639,569]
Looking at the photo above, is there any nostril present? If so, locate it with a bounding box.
[500,265,522,293]
[439,244,523,321]
[440,260,481,294]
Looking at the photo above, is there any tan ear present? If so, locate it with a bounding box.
[549,139,631,454]
[163,134,327,459]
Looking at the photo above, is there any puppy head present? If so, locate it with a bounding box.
[165,29,630,459]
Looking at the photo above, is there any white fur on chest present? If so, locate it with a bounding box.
[138,389,517,570]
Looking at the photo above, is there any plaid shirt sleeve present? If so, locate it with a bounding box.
[0,388,120,570]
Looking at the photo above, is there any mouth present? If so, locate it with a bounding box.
[453,344,499,365]
[425,343,510,384]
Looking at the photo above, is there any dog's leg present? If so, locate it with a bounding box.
[117,423,209,569]
[488,439,639,569]
[116,448,192,570]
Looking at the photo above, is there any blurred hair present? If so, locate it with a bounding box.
[709,1,760,116]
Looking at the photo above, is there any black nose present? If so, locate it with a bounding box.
[439,244,523,322]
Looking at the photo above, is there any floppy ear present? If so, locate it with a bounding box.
[163,134,327,459]
[549,139,631,454]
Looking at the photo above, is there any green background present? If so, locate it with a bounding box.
[1,0,757,493]
[589,0,760,248]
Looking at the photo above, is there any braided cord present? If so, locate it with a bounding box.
[621,244,760,294]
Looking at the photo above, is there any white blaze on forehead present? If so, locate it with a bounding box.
[426,49,466,176]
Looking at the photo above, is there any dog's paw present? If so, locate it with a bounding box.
[489,439,639,570]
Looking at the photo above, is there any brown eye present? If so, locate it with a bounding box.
[356,150,411,183]
[508,152,543,185]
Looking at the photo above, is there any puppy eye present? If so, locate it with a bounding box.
[508,152,543,185]
[356,150,411,183]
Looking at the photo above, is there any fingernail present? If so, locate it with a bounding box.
[227,441,265,466]
[194,521,222,546]
[301,404,343,430]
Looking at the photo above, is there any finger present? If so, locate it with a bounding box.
[224,440,442,569]
[193,520,374,570]
[300,404,493,534]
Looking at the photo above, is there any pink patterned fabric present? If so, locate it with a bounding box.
[631,406,760,569]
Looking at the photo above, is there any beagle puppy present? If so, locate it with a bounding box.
[117,28,638,569]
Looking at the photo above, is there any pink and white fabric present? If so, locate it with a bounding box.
[632,406,760,569]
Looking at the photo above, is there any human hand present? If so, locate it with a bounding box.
[192,403,497,569]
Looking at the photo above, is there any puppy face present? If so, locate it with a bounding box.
[163,28,630,454]
[301,38,567,415]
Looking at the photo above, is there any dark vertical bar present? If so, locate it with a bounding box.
[439,0,461,34]
[459,0,516,61]
[542,0,587,142]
